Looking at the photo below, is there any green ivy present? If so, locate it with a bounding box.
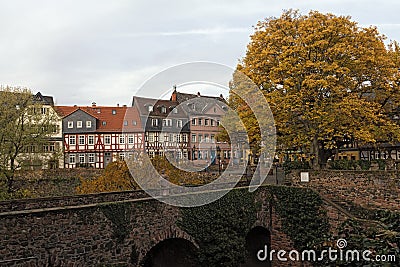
[270,186,330,251]
[337,219,399,266]
[99,202,131,243]
[178,189,258,267]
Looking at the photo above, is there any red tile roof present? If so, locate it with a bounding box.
[54,105,142,132]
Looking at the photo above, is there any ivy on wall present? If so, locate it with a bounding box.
[99,202,131,243]
[178,189,258,267]
[270,186,330,251]
[337,218,400,266]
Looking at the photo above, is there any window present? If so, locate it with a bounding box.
[102,121,107,126]
[77,121,83,128]
[132,120,137,126]
[79,135,85,145]
[148,105,153,112]
[182,134,187,143]
[104,135,111,145]
[164,134,169,142]
[79,154,85,164]
[198,134,202,142]
[211,135,215,142]
[148,133,154,143]
[163,119,172,127]
[210,119,214,126]
[161,106,166,113]
[205,134,209,143]
[119,135,125,144]
[69,136,76,145]
[112,109,116,115]
[88,153,95,163]
[68,121,73,128]
[177,134,181,143]
[86,121,92,128]
[50,124,58,133]
[128,135,134,144]
[43,143,55,152]
[192,118,196,125]
[152,119,158,127]
[205,119,209,126]
[123,120,128,126]
[172,108,178,114]
[217,120,220,126]
[69,154,75,164]
[177,120,183,128]
[41,107,47,114]
[119,153,125,160]
[198,118,202,126]
[192,134,196,143]
[88,135,94,145]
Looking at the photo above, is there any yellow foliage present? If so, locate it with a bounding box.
[234,10,400,168]
[76,160,137,194]
[76,155,213,194]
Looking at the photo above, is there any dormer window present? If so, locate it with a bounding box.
[172,108,178,114]
[187,103,195,110]
[148,105,153,112]
[112,109,117,115]
[161,106,167,113]
[102,121,107,126]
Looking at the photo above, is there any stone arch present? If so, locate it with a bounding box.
[141,237,199,267]
[242,226,272,267]
[134,227,198,266]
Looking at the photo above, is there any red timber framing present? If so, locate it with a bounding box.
[56,105,144,169]
[64,132,144,169]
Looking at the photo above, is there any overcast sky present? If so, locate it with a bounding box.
[1,0,399,106]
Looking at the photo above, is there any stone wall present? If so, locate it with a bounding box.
[288,170,400,212]
[0,186,349,266]
[10,168,103,198]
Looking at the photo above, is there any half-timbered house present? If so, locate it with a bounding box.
[132,96,190,160]
[55,103,144,168]
[170,89,232,165]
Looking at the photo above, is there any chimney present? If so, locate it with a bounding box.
[220,94,223,99]
[197,92,201,97]
[171,85,177,101]
[117,103,120,107]
[123,104,127,107]
[92,102,96,107]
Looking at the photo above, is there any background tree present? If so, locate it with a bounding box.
[77,159,137,194]
[237,10,400,169]
[0,86,57,193]
[76,155,211,194]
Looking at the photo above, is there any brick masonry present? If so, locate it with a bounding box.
[1,175,375,267]
[289,170,400,212]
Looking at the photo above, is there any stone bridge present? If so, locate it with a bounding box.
[0,183,347,267]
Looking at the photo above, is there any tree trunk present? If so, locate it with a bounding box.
[7,158,15,193]
[311,135,320,170]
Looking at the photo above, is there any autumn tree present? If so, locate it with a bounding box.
[236,10,400,169]
[76,159,137,194]
[76,154,211,194]
[0,86,58,193]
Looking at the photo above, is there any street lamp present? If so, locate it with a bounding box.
[216,145,221,174]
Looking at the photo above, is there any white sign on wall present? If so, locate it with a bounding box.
[300,172,309,182]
